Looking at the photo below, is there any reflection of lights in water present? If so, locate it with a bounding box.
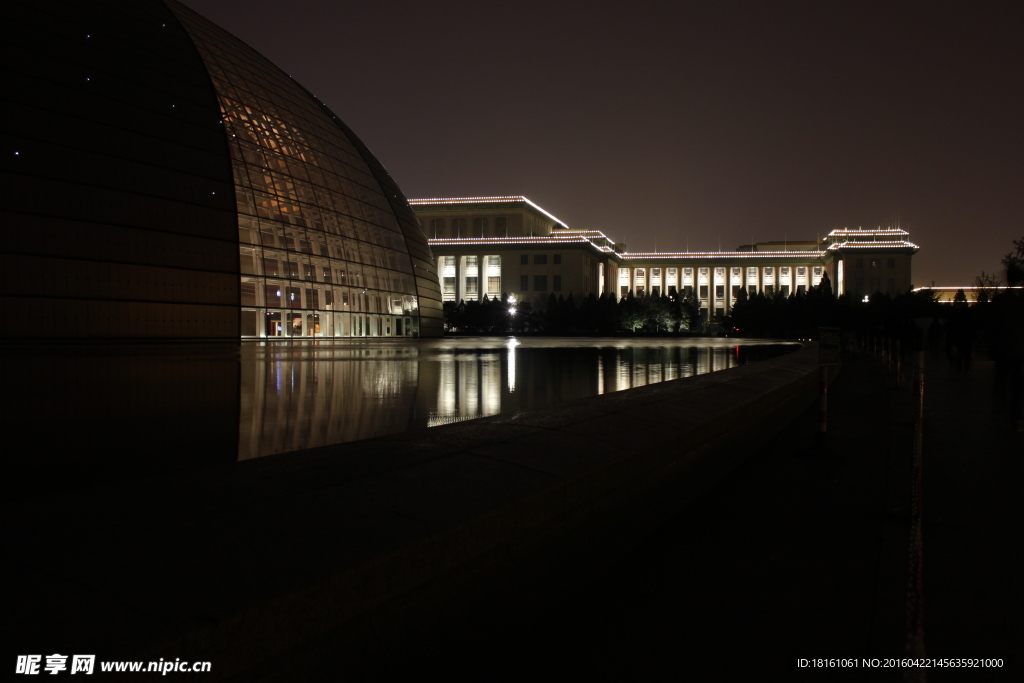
[617,351,630,390]
[633,360,646,388]
[459,356,479,419]
[239,341,779,461]
[506,337,519,393]
[696,347,709,375]
[482,357,501,416]
[361,362,406,398]
[438,354,456,415]
[427,411,476,428]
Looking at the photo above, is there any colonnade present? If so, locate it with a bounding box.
[615,262,824,314]
[441,254,504,303]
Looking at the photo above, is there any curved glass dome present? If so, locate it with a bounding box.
[168,1,442,339]
[1,0,441,339]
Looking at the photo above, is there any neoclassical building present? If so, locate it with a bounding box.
[411,196,918,318]
[3,1,442,339]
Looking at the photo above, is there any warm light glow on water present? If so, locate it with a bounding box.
[237,337,796,459]
[8,338,794,492]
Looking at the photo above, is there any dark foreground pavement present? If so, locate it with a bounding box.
[400,353,1022,681]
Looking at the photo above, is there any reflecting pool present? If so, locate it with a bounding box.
[8,338,795,493]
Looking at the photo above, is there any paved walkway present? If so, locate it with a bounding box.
[397,352,1022,680]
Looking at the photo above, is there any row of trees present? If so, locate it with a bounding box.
[443,237,1024,341]
[443,291,702,335]
[442,280,929,339]
[973,236,1024,301]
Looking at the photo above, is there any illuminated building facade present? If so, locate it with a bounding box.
[412,197,919,318]
[2,1,442,340]
[912,286,1024,303]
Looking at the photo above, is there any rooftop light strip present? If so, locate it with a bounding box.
[622,251,826,258]
[827,241,919,249]
[409,195,527,205]
[428,237,590,244]
[912,286,1023,291]
[408,196,568,228]
[827,228,909,235]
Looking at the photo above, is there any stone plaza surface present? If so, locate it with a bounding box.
[5,344,821,679]
[417,353,1023,681]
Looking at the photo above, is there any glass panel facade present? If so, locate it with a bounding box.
[172,5,423,338]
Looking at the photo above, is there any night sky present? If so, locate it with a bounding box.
[182,0,1021,288]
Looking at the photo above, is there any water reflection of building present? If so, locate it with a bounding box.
[420,344,745,429]
[411,197,918,319]
[239,347,420,458]
[238,342,753,458]
[429,352,503,427]
[4,2,442,340]
[11,340,771,486]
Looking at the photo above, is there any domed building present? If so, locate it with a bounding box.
[2,1,442,339]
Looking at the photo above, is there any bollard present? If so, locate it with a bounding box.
[818,364,828,439]
[816,327,840,448]
[906,350,927,672]
[914,350,924,451]
[896,339,902,388]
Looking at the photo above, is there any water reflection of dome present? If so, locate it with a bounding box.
[362,361,418,400]
[3,1,442,340]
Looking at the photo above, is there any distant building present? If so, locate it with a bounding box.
[913,286,1023,303]
[411,196,918,319]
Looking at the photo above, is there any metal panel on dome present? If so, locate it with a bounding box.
[1,0,238,338]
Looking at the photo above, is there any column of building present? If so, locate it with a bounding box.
[478,252,486,301]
